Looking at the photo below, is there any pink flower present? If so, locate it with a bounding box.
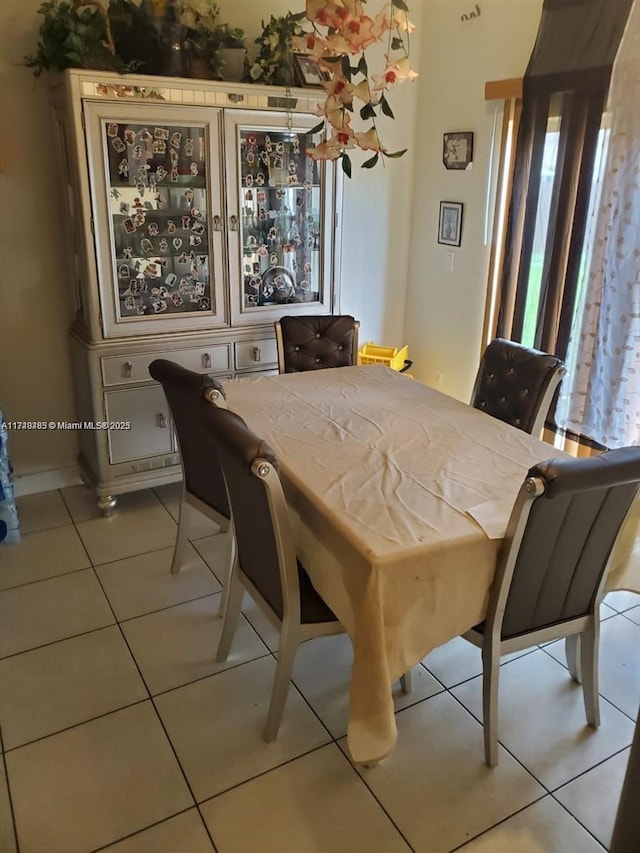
[305,138,344,161]
[372,57,418,91]
[315,94,352,131]
[306,125,357,162]
[376,3,416,33]
[306,0,365,26]
[290,33,329,58]
[354,128,386,152]
[350,79,380,104]
[341,15,382,51]
[322,32,356,55]
[331,126,356,148]
[323,77,356,106]
[305,0,349,28]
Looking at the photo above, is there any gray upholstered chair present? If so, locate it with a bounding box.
[149,359,233,615]
[471,338,566,435]
[463,446,640,766]
[208,402,411,741]
[275,314,360,374]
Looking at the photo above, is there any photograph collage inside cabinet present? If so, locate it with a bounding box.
[106,121,212,319]
[239,127,323,309]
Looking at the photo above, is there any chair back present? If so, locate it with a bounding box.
[275,315,360,373]
[149,359,229,519]
[471,338,565,434]
[201,403,298,621]
[494,447,640,640]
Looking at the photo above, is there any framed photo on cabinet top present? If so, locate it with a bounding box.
[438,201,463,247]
[293,53,330,87]
[443,131,474,170]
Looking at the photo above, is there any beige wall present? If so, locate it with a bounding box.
[404,0,542,399]
[0,0,80,487]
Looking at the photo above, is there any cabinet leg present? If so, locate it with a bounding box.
[97,495,116,517]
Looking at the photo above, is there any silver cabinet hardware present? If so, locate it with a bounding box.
[123,361,133,378]
[229,214,238,231]
[202,352,212,368]
[253,346,262,362]
[156,413,167,428]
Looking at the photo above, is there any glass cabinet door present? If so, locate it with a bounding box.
[85,103,227,338]
[225,111,337,325]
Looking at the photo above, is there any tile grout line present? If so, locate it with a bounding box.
[549,793,610,850]
[196,741,338,803]
[448,792,550,852]
[332,741,417,852]
[537,642,640,724]
[1,698,150,755]
[443,687,553,793]
[87,805,215,853]
[549,743,632,797]
[0,728,21,853]
[0,622,118,665]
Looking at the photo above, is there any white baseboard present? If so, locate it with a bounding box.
[13,466,83,497]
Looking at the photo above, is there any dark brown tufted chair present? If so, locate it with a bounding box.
[462,446,640,766]
[149,359,233,613]
[471,338,566,435]
[275,314,360,373]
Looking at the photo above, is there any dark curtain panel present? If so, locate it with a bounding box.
[496,0,632,436]
[526,0,632,95]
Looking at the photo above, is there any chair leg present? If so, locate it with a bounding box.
[217,528,237,618]
[482,642,500,767]
[400,669,413,695]
[170,495,190,574]
[565,634,582,683]
[264,623,300,743]
[215,570,244,663]
[580,622,601,728]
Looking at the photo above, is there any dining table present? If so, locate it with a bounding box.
[223,364,640,765]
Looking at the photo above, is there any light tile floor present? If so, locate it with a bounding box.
[1,484,638,853]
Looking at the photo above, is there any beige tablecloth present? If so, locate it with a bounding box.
[224,365,639,763]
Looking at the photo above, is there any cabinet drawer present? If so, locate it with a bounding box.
[234,338,278,370]
[102,345,230,386]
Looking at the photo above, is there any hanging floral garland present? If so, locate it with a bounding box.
[292,0,417,175]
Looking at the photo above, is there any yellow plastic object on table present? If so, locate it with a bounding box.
[358,343,410,372]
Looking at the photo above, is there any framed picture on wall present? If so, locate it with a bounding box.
[443,131,474,170]
[438,201,463,247]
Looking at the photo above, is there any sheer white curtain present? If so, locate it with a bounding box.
[556,1,640,449]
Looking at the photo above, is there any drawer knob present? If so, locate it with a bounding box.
[252,346,262,362]
[202,352,212,369]
[212,214,222,232]
[123,361,133,378]
[229,214,239,231]
[156,413,168,429]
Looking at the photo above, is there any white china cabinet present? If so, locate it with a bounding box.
[50,70,342,514]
